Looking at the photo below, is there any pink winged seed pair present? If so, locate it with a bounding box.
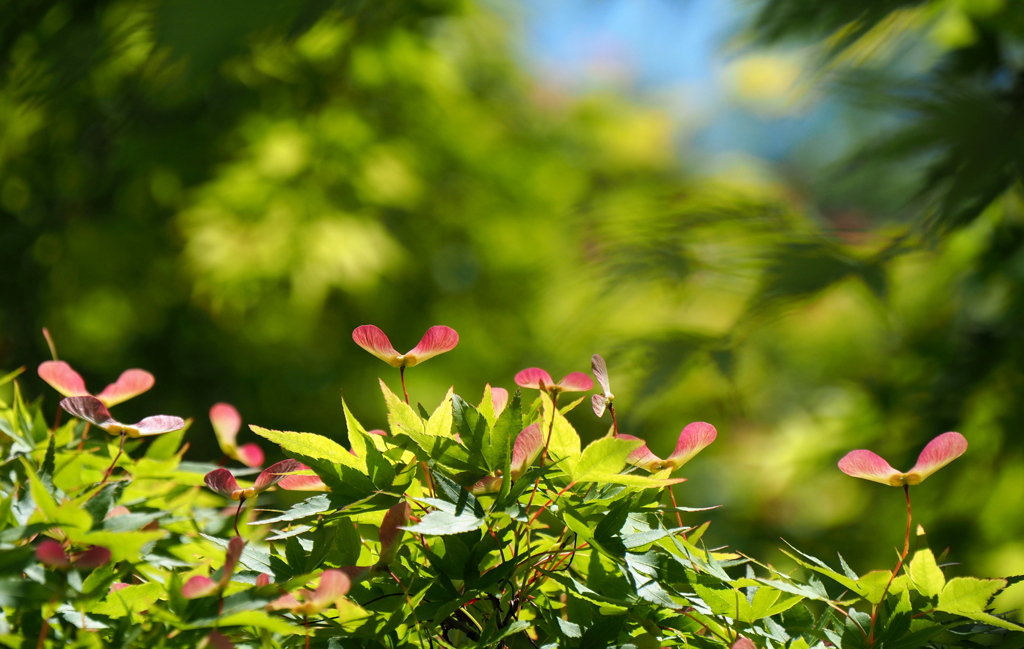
[838,432,968,486]
[40,357,185,438]
[38,360,154,407]
[204,460,305,501]
[352,325,459,368]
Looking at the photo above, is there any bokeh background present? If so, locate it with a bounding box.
[4,0,1024,613]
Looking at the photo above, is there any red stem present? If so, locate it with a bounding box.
[528,482,576,525]
[100,433,126,483]
[400,366,409,405]
[868,485,913,647]
[234,497,246,537]
[668,485,685,533]
[540,391,559,464]
[608,403,619,437]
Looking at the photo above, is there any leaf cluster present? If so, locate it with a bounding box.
[0,366,1020,648]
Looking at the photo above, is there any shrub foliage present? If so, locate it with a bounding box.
[0,334,1020,648]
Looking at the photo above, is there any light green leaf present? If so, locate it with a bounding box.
[381,378,426,436]
[583,473,686,489]
[249,425,365,472]
[692,582,751,620]
[144,420,190,460]
[856,570,893,604]
[541,392,580,470]
[936,577,1021,630]
[23,461,92,532]
[780,545,861,593]
[88,582,163,618]
[343,398,385,456]
[558,395,586,414]
[748,585,784,620]
[217,610,303,634]
[336,599,371,625]
[571,437,642,482]
[424,388,454,437]
[477,384,497,427]
[0,367,25,390]
[560,504,595,545]
[65,530,166,563]
[399,391,474,471]
[908,549,945,597]
[755,578,829,602]
[937,577,1004,613]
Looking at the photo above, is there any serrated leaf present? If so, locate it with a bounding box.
[88,582,163,618]
[65,530,166,563]
[584,472,686,489]
[249,426,363,471]
[101,511,165,532]
[343,399,384,455]
[285,536,305,572]
[40,435,56,492]
[216,610,303,634]
[381,379,426,436]
[748,585,785,620]
[251,494,332,525]
[452,395,492,469]
[493,390,521,502]
[83,482,126,528]
[935,577,1021,629]
[560,504,595,545]
[838,553,859,581]
[781,543,860,593]
[692,582,749,619]
[625,551,678,607]
[201,533,274,576]
[856,570,892,604]
[23,461,92,532]
[908,549,945,598]
[571,437,642,482]
[756,578,828,602]
[424,389,453,436]
[541,392,580,469]
[540,571,630,611]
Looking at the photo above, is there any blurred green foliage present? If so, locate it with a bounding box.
[3,0,1024,617]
